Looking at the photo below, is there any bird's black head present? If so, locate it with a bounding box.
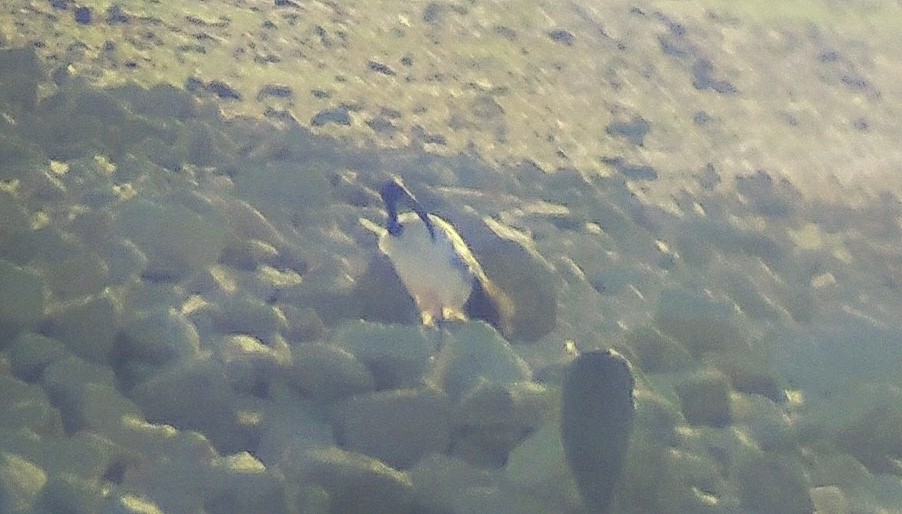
[380,179,436,240]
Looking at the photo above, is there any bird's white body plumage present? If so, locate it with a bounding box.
[378,212,482,325]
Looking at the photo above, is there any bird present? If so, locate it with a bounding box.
[375,178,512,332]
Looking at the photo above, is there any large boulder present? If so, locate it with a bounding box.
[560,350,635,513]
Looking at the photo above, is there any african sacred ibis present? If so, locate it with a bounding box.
[376,178,512,332]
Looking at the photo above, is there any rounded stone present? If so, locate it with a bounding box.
[208,294,287,344]
[7,332,68,382]
[332,387,452,469]
[124,308,201,365]
[834,385,902,475]
[45,244,110,299]
[0,48,42,110]
[41,356,134,435]
[0,260,47,339]
[203,452,287,514]
[282,447,415,514]
[333,321,435,390]
[287,343,375,402]
[0,191,28,239]
[0,374,64,437]
[560,349,635,514]
[232,160,331,222]
[655,288,744,357]
[624,325,693,373]
[115,307,201,390]
[466,218,559,342]
[102,240,148,285]
[128,359,252,455]
[32,473,104,513]
[0,452,47,514]
[217,333,290,396]
[707,351,786,403]
[452,380,550,467]
[675,370,733,428]
[352,252,422,326]
[219,238,280,271]
[734,452,813,513]
[40,295,119,365]
[429,321,531,400]
[115,198,228,281]
[74,6,92,24]
[412,454,501,512]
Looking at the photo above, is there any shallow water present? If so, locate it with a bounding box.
[0,0,899,513]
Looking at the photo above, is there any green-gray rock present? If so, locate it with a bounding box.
[561,349,635,513]
[282,447,414,514]
[0,260,47,340]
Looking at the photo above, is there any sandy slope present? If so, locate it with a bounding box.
[3,0,900,200]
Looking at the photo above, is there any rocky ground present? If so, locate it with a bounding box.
[0,0,900,513]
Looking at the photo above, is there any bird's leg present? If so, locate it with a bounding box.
[441,306,468,323]
[419,310,436,327]
[434,318,451,353]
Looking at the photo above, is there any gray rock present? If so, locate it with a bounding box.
[203,453,288,514]
[452,380,550,467]
[118,280,187,316]
[208,294,288,344]
[333,321,436,390]
[101,494,165,514]
[464,217,559,342]
[102,240,148,285]
[0,48,42,110]
[0,131,45,182]
[408,453,498,514]
[128,358,253,454]
[282,447,414,514]
[505,421,577,510]
[333,387,451,468]
[675,370,733,428]
[44,244,110,299]
[456,380,549,430]
[41,295,119,365]
[351,252,422,326]
[560,349,635,513]
[217,333,291,396]
[106,417,223,513]
[220,238,280,271]
[115,307,202,391]
[115,198,228,280]
[32,472,104,514]
[0,452,46,514]
[215,197,290,253]
[288,343,375,402]
[0,374,64,437]
[810,486,848,514]
[735,452,812,514]
[0,260,47,340]
[0,192,29,243]
[232,160,331,223]
[279,305,326,344]
[623,325,693,373]
[254,394,335,466]
[41,356,139,435]
[707,351,785,403]
[311,107,351,126]
[429,321,531,400]
[834,384,902,475]
[7,332,68,382]
[0,226,68,266]
[451,484,554,514]
[655,288,743,357]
